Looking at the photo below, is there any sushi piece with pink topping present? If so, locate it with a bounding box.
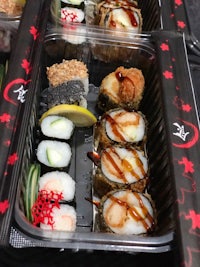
[38,171,75,202]
[40,204,77,231]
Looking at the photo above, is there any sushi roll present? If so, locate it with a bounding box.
[98,66,145,111]
[95,108,146,149]
[96,0,142,33]
[46,59,89,94]
[36,140,72,168]
[39,171,75,201]
[94,145,148,197]
[40,204,77,231]
[40,115,74,140]
[100,190,155,235]
[40,80,88,112]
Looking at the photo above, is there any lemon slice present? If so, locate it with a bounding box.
[39,104,97,127]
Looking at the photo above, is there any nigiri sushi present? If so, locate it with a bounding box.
[100,190,155,235]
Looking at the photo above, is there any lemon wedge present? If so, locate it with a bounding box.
[39,104,97,127]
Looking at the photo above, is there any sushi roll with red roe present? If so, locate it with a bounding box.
[40,204,77,232]
[39,171,75,202]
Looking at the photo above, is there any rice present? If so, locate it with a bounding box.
[40,204,77,231]
[40,115,74,140]
[102,190,154,235]
[36,140,72,168]
[39,171,75,201]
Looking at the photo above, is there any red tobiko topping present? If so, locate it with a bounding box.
[31,190,64,228]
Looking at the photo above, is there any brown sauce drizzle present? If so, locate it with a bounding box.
[107,192,154,231]
[103,0,139,28]
[105,110,140,142]
[102,147,145,182]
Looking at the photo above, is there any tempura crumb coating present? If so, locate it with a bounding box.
[0,0,24,16]
[46,59,88,87]
[95,108,147,149]
[98,67,145,111]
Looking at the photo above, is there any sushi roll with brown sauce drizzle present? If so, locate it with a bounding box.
[100,190,155,235]
[94,145,149,197]
[96,0,142,33]
[95,108,146,149]
[98,66,145,112]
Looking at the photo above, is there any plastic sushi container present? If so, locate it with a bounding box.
[50,0,161,33]
[0,3,200,266]
[0,20,192,255]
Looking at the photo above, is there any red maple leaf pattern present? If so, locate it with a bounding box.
[182,104,192,112]
[160,43,169,51]
[185,210,200,230]
[7,153,18,165]
[177,20,186,29]
[0,200,10,214]
[178,157,194,173]
[21,59,32,75]
[163,70,174,79]
[175,0,183,6]
[173,97,192,112]
[0,113,11,123]
[29,26,39,40]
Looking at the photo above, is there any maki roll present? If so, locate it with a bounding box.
[40,115,74,140]
[94,145,148,197]
[40,80,88,111]
[36,140,72,168]
[46,59,89,94]
[96,0,142,33]
[100,190,155,235]
[40,204,77,231]
[95,108,146,149]
[39,171,75,201]
[98,66,145,111]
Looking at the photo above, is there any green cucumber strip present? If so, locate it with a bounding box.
[50,118,67,129]
[46,148,62,166]
[24,164,40,222]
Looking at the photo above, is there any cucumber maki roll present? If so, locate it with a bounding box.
[40,115,74,140]
[36,140,72,168]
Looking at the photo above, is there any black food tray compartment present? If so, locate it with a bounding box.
[12,27,177,252]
